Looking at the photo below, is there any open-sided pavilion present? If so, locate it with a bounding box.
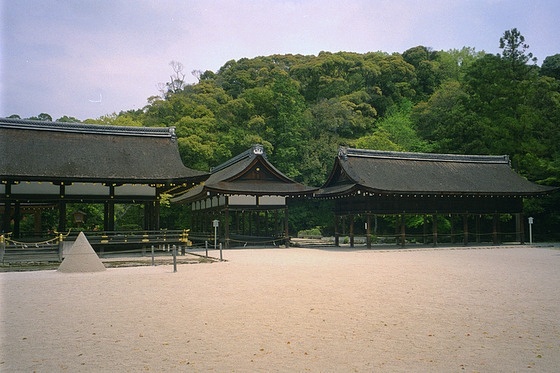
[315,147,556,247]
[0,118,207,238]
[172,144,316,248]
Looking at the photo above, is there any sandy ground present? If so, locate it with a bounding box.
[1,245,559,372]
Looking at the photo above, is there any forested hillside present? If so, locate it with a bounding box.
[13,29,560,238]
[103,30,558,188]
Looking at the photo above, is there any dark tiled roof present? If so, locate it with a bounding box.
[0,117,207,184]
[316,147,556,197]
[172,145,316,203]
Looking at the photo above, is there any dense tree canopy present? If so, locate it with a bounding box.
[14,29,560,238]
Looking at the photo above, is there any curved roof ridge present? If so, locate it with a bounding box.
[0,117,175,138]
[210,144,265,173]
[341,147,509,164]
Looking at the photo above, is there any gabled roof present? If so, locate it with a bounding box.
[316,147,556,197]
[172,144,316,203]
[0,118,207,184]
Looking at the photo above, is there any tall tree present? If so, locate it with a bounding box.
[499,28,537,67]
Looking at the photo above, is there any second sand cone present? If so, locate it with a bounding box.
[57,231,106,273]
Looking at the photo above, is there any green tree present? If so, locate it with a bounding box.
[499,28,538,67]
[56,116,81,123]
[541,54,560,80]
[28,113,53,121]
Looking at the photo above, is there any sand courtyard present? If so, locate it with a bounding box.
[1,245,559,372]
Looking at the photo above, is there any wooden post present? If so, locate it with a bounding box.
[248,211,253,235]
[423,215,428,244]
[33,209,42,235]
[463,213,469,246]
[449,214,454,244]
[13,202,20,238]
[349,214,355,248]
[153,200,160,230]
[2,184,12,233]
[475,215,481,243]
[432,213,438,247]
[224,202,230,249]
[274,209,279,239]
[104,201,115,232]
[58,201,67,233]
[492,213,499,245]
[284,206,289,247]
[400,213,406,247]
[518,213,525,244]
[143,202,151,230]
[0,234,5,263]
[366,214,372,249]
[334,214,340,247]
[58,233,64,261]
[2,201,11,234]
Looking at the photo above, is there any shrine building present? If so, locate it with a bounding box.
[172,144,316,247]
[315,147,556,247]
[0,118,207,237]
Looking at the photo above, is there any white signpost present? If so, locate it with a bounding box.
[212,219,220,249]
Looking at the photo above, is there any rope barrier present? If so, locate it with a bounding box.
[228,237,284,245]
[4,235,61,248]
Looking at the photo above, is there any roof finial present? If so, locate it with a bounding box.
[253,144,264,155]
[338,146,348,160]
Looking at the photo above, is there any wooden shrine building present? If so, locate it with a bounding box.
[172,144,316,247]
[315,147,556,247]
[0,118,207,237]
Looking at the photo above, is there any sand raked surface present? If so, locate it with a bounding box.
[1,245,560,372]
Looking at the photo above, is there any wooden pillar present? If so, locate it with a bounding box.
[2,183,13,234]
[423,215,428,244]
[284,206,289,247]
[463,213,469,246]
[190,206,194,232]
[34,209,42,235]
[248,211,253,235]
[58,201,67,233]
[475,215,481,243]
[13,202,21,238]
[400,213,406,247]
[449,214,454,244]
[104,201,114,231]
[432,213,438,247]
[366,214,372,249]
[143,202,151,230]
[334,214,340,247]
[274,209,279,238]
[236,210,241,234]
[492,213,499,245]
[349,214,355,248]
[264,210,269,236]
[153,201,160,230]
[1,201,11,234]
[518,212,525,244]
[224,202,230,249]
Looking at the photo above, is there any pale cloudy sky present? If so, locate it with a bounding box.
[1,0,559,121]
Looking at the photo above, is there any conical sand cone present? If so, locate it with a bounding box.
[57,231,106,273]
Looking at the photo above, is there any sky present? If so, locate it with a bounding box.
[1,0,560,121]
